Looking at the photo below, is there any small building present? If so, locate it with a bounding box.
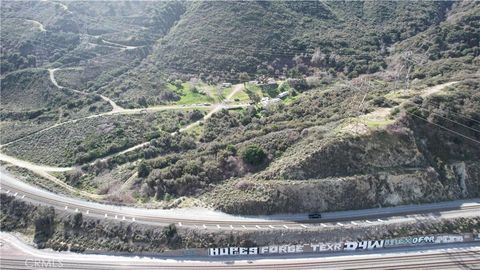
[270,98,281,103]
[266,78,276,84]
[260,97,270,106]
[277,91,289,99]
[261,97,281,106]
[221,82,232,88]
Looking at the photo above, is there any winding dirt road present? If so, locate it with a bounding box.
[97,84,246,162]
[0,154,104,200]
[25,19,46,32]
[0,82,455,199]
[48,68,125,112]
[0,82,246,193]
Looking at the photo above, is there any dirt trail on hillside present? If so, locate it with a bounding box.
[179,84,245,133]
[101,39,139,50]
[80,34,139,51]
[48,68,125,112]
[1,82,453,201]
[0,102,247,148]
[101,95,124,112]
[96,84,246,162]
[227,84,244,100]
[42,0,71,14]
[0,153,103,199]
[421,81,458,98]
[340,81,459,135]
[0,153,72,172]
[26,19,46,32]
[365,81,458,120]
[0,86,247,166]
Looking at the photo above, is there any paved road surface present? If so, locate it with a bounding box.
[1,232,479,270]
[1,170,479,231]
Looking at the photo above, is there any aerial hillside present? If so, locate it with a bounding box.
[389,0,479,85]
[152,1,453,78]
[0,1,479,215]
[204,80,480,214]
[1,0,185,107]
[0,68,110,144]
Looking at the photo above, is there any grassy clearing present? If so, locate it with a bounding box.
[230,88,250,102]
[199,83,230,102]
[167,81,248,104]
[363,119,395,129]
[172,83,215,105]
[283,95,300,105]
[245,83,264,97]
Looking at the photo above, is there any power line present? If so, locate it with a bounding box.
[424,110,480,134]
[424,100,480,125]
[407,111,480,145]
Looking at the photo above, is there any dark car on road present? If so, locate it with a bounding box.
[308,212,322,219]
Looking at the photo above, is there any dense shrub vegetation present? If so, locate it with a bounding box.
[154,1,456,79]
[3,111,198,166]
[241,145,266,166]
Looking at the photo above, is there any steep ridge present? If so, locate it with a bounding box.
[152,1,453,78]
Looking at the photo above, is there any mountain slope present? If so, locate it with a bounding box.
[152,1,453,78]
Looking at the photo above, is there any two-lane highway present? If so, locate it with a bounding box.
[1,170,479,231]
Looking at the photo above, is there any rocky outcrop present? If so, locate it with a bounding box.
[259,127,425,180]
[208,168,455,215]
[206,116,480,215]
